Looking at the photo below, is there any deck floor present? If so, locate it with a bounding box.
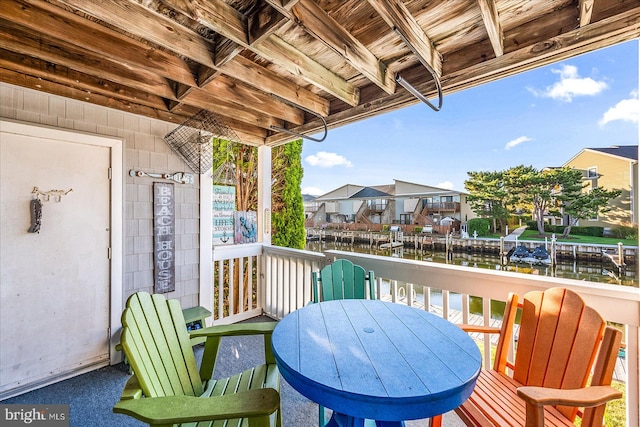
[1,315,465,426]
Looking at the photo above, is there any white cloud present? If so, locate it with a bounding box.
[305,151,353,168]
[529,64,607,102]
[436,181,454,190]
[599,91,639,126]
[302,186,324,196]
[505,136,533,150]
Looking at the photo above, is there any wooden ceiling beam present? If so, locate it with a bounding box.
[255,35,360,106]
[221,55,330,117]
[0,67,187,124]
[179,90,285,131]
[57,0,217,69]
[446,6,640,92]
[187,0,359,107]
[0,25,177,101]
[580,0,595,27]
[0,48,168,111]
[49,0,329,122]
[365,0,442,78]
[197,75,305,125]
[248,1,290,45]
[61,0,344,113]
[477,0,504,57]
[266,5,640,146]
[1,0,198,87]
[291,0,395,95]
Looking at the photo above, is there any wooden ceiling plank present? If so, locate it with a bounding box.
[221,55,329,117]
[181,90,285,130]
[0,25,176,100]
[199,75,305,125]
[0,67,187,123]
[477,0,504,57]
[256,35,360,107]
[267,5,640,146]
[0,48,168,111]
[188,0,358,107]
[189,0,249,46]
[365,0,443,78]
[31,0,318,124]
[2,0,197,87]
[448,6,640,89]
[57,0,216,68]
[248,1,289,45]
[214,38,244,68]
[291,0,395,95]
[580,0,595,27]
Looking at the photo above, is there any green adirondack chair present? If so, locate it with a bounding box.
[312,259,375,304]
[113,292,281,427]
[312,259,375,426]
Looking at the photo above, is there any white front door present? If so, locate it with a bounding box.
[0,127,111,398]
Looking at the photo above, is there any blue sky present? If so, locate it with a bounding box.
[300,40,639,196]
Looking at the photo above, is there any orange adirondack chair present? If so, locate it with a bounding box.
[432,287,622,427]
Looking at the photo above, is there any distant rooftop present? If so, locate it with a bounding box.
[587,145,638,161]
[351,186,394,199]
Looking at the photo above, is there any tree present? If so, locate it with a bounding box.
[504,165,583,235]
[561,187,621,237]
[271,139,306,249]
[211,138,305,246]
[464,170,510,233]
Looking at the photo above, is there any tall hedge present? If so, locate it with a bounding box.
[271,139,306,249]
[467,218,491,237]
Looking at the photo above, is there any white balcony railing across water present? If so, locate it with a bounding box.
[212,244,640,426]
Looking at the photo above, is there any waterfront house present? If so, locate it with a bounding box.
[306,180,477,233]
[562,145,638,232]
[0,1,639,424]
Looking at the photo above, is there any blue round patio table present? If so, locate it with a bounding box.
[272,299,482,427]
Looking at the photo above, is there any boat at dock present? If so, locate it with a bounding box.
[507,244,551,265]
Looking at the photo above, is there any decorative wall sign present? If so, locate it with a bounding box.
[129,169,194,184]
[212,185,235,245]
[153,182,175,293]
[234,211,257,244]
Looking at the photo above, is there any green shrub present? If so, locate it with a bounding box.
[468,218,491,237]
[525,220,538,230]
[610,225,638,239]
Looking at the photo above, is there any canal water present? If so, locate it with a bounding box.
[306,239,638,318]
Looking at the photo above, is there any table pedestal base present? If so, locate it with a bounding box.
[326,412,405,427]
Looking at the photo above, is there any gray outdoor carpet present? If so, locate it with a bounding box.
[2,318,464,426]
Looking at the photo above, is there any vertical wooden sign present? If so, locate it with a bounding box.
[212,185,235,245]
[153,182,175,293]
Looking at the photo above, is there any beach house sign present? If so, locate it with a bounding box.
[153,182,175,293]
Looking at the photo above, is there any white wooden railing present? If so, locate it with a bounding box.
[211,244,325,323]
[212,244,640,426]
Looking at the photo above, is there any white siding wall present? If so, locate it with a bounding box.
[0,82,201,309]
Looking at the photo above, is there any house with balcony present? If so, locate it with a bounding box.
[0,1,638,425]
[306,180,476,233]
[562,145,638,231]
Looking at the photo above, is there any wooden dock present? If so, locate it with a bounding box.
[307,228,637,265]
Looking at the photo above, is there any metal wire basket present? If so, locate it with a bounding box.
[163,110,241,174]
